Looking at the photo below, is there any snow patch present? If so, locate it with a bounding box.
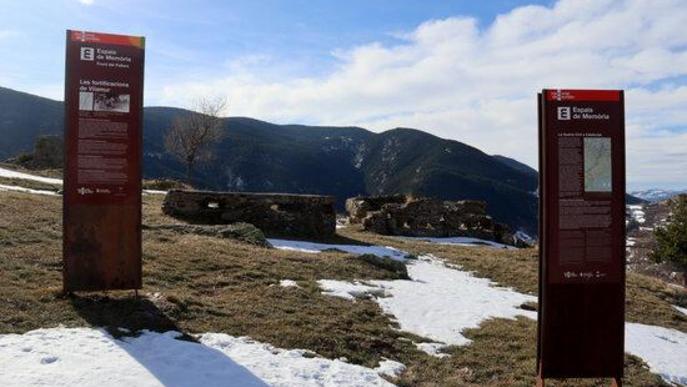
[513,231,536,246]
[315,250,687,384]
[0,328,397,387]
[0,167,62,185]
[673,305,687,316]
[374,359,406,378]
[0,184,59,196]
[402,236,515,249]
[625,323,687,386]
[627,205,646,224]
[318,255,536,349]
[414,342,449,358]
[143,189,168,195]
[318,280,387,301]
[0,167,168,196]
[268,239,408,261]
[279,279,299,288]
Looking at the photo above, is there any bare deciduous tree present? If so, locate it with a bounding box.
[164,97,227,184]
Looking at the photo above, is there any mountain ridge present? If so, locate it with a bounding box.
[630,189,687,203]
[1,86,539,234]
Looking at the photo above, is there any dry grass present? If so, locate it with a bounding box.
[0,192,421,368]
[0,190,683,386]
[398,317,664,387]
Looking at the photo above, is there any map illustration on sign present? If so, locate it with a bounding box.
[584,137,612,192]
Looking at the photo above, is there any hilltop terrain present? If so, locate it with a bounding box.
[1,170,686,386]
[0,86,538,235]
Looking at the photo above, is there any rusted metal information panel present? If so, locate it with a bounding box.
[537,89,626,382]
[63,30,145,291]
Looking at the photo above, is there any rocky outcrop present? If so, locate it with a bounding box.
[345,195,406,223]
[348,195,514,245]
[356,254,409,279]
[162,190,336,239]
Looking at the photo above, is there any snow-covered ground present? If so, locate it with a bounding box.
[400,236,514,249]
[319,254,536,350]
[268,239,409,261]
[627,204,646,224]
[289,240,687,384]
[373,359,405,378]
[625,323,687,386]
[0,328,397,387]
[143,189,168,195]
[274,239,535,352]
[0,166,62,185]
[1,175,685,384]
[513,230,536,246]
[0,166,166,196]
[674,305,687,316]
[279,279,300,288]
[318,280,387,301]
[0,184,59,196]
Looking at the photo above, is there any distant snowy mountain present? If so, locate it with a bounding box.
[630,189,687,203]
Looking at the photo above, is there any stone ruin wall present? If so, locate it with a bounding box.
[163,190,336,239]
[345,194,407,223]
[346,195,514,244]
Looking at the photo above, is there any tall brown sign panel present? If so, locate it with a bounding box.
[63,30,145,291]
[537,89,626,384]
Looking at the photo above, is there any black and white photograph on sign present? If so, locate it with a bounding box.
[78,91,94,111]
[94,93,130,113]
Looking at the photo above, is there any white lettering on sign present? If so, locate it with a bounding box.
[558,106,610,121]
[80,47,94,61]
[557,107,571,120]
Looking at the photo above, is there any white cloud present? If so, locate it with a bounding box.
[157,0,687,189]
[78,0,94,5]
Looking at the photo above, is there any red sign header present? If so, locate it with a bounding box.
[69,30,145,48]
[545,89,621,102]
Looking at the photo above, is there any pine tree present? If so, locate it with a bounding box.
[651,194,687,285]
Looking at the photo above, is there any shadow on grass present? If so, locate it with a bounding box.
[68,294,179,338]
[268,232,372,246]
[68,293,268,386]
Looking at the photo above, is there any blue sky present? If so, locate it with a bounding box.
[1,0,686,190]
[0,0,551,98]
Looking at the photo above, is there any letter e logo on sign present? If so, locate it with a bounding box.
[557,106,571,120]
[80,47,94,61]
